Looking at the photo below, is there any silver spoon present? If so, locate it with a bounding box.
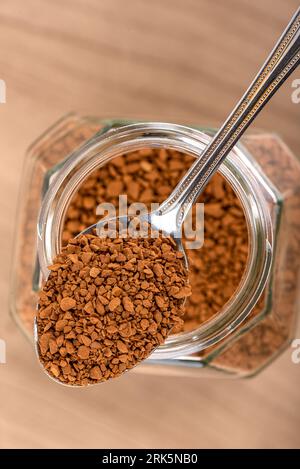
[35,7,300,385]
[84,7,300,266]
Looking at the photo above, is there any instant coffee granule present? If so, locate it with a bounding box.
[37,233,191,385]
[18,131,249,336]
[63,148,249,333]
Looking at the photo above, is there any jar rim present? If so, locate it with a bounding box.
[37,122,273,359]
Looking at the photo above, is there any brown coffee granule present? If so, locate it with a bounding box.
[37,233,190,385]
[63,148,249,333]
[60,297,76,311]
[17,132,249,338]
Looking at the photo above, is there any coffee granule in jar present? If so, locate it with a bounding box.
[63,148,249,333]
[37,233,191,385]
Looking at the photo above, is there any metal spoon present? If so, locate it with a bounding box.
[83,7,300,266]
[35,7,300,385]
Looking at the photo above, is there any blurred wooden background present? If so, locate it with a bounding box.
[0,0,300,449]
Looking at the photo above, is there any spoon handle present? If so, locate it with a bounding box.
[159,7,300,227]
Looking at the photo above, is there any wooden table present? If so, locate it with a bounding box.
[0,0,300,449]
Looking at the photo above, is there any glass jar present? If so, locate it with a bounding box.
[10,113,300,378]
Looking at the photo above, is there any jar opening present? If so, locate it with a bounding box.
[37,123,273,359]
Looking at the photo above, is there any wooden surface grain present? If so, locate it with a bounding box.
[0,0,300,449]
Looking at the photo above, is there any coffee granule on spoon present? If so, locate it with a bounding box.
[37,233,191,385]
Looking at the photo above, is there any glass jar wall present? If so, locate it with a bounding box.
[10,113,300,378]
